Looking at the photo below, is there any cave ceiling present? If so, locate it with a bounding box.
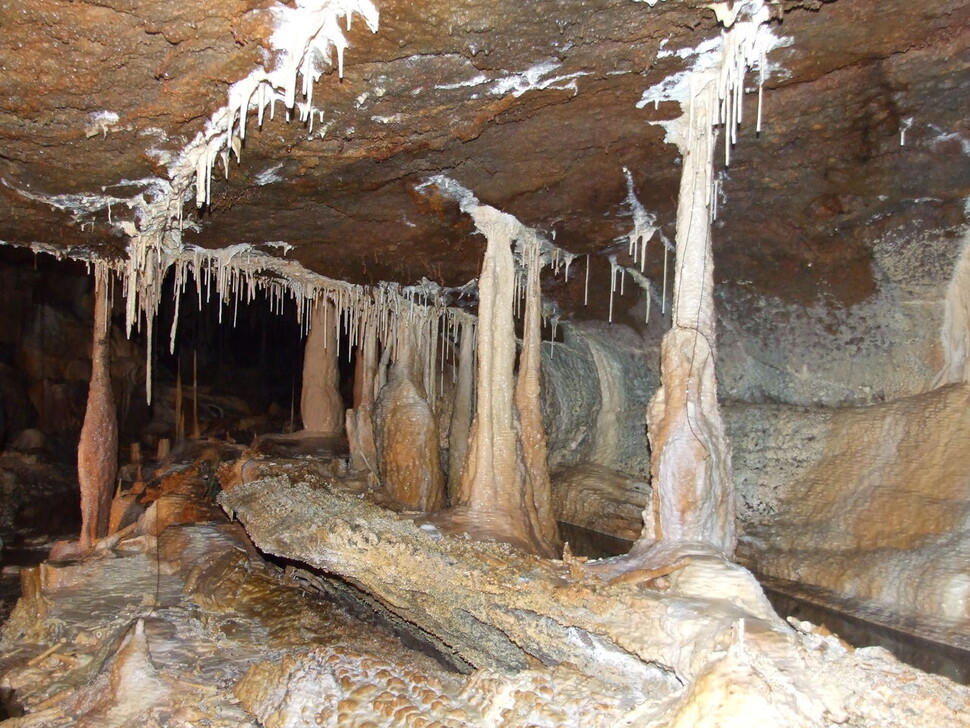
[0,0,967,321]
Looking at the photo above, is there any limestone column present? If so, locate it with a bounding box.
[78,268,118,550]
[446,320,474,502]
[643,78,735,555]
[514,233,560,550]
[301,299,344,435]
[346,317,379,473]
[455,206,557,558]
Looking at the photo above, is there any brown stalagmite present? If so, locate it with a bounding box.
[300,299,344,435]
[347,317,379,474]
[447,320,474,502]
[453,205,556,557]
[643,77,735,555]
[78,268,119,551]
[374,324,445,511]
[514,233,560,550]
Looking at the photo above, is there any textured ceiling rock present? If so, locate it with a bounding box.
[0,0,967,318]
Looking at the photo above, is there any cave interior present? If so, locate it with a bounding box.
[0,0,968,726]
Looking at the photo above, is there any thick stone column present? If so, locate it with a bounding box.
[453,206,557,557]
[78,269,119,550]
[301,299,344,436]
[644,78,735,555]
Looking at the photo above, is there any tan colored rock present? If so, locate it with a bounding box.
[221,471,970,727]
[78,270,118,551]
[513,232,559,551]
[346,319,379,475]
[552,463,647,542]
[300,299,344,436]
[107,493,144,535]
[374,325,445,512]
[446,320,474,502]
[449,202,556,557]
[733,384,970,643]
[640,68,733,557]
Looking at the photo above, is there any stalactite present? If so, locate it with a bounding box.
[301,299,344,436]
[78,265,119,551]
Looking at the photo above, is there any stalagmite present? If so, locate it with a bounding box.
[447,320,474,502]
[346,318,379,474]
[300,299,345,436]
[373,324,445,511]
[451,203,557,557]
[78,267,119,551]
[514,233,561,550]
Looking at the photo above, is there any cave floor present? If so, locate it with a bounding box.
[2,519,560,727]
[1,448,969,727]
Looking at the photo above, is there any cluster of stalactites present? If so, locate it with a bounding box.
[192,0,380,209]
[86,242,473,405]
[102,1,382,378]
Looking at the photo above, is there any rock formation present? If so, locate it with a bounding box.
[300,299,344,436]
[642,72,735,556]
[346,318,379,474]
[446,320,474,502]
[373,324,445,511]
[447,202,557,558]
[77,268,119,551]
[513,232,560,551]
[728,384,970,646]
[0,0,967,725]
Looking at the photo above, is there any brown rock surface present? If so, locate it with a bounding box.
[77,271,118,550]
[0,0,963,328]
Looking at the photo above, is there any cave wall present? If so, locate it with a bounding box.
[726,385,970,643]
[717,224,969,406]
[541,320,656,478]
[0,252,147,445]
